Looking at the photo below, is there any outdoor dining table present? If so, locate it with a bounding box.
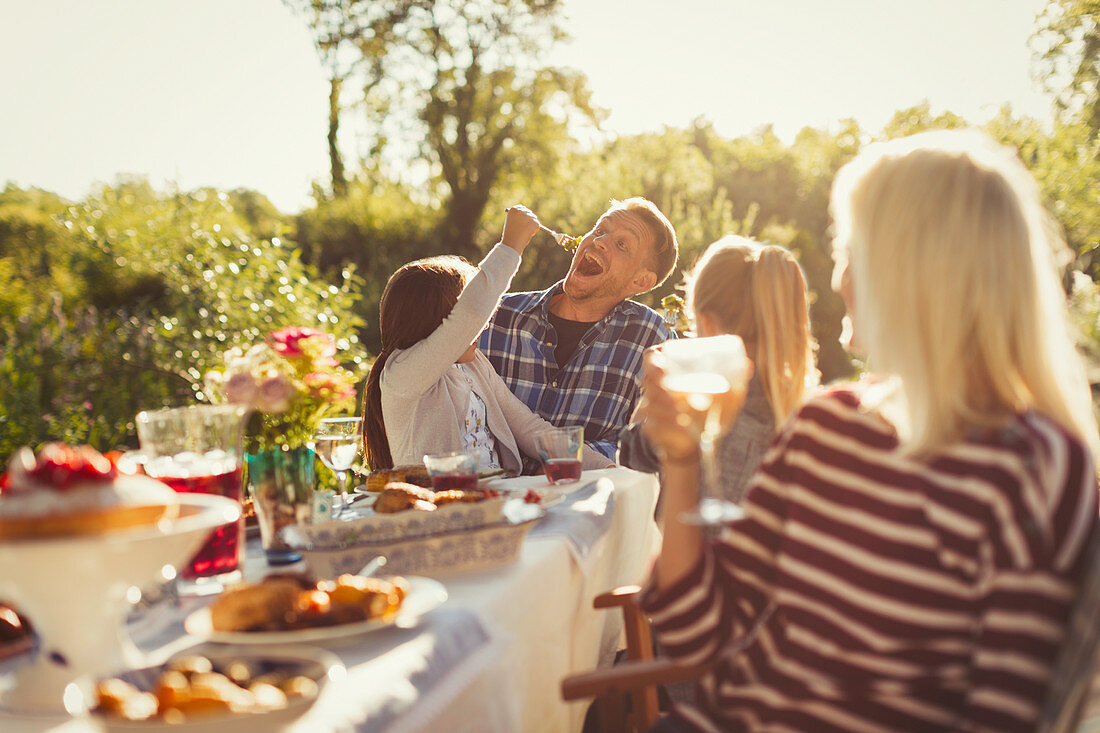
[2,466,661,733]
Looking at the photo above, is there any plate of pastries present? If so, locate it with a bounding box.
[92,646,343,732]
[184,571,446,646]
[358,464,509,493]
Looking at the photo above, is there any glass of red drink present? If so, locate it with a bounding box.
[535,425,584,485]
[423,450,480,491]
[135,404,247,594]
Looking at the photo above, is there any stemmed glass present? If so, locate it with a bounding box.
[312,416,363,518]
[659,335,752,525]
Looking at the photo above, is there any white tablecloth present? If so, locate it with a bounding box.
[1,467,660,733]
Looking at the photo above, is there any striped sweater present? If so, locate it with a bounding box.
[642,385,1098,732]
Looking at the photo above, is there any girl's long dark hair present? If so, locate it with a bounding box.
[363,255,474,469]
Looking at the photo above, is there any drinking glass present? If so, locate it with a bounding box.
[659,335,752,525]
[312,416,363,517]
[534,425,584,485]
[135,404,247,594]
[423,450,479,491]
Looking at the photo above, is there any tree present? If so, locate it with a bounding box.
[1033,0,1100,141]
[283,0,430,198]
[879,100,968,139]
[288,0,600,258]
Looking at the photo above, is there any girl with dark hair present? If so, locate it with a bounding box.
[363,206,614,474]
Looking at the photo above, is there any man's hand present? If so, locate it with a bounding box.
[501,205,541,254]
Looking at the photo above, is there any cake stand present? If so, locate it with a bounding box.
[0,494,240,715]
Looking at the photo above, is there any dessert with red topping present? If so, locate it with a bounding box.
[0,443,180,539]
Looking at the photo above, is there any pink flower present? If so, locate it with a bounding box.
[304,371,357,400]
[269,327,336,360]
[255,374,296,413]
[223,371,259,406]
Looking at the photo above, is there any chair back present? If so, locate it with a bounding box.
[1038,522,1100,732]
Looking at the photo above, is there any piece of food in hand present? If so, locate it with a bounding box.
[0,443,180,539]
[374,482,438,513]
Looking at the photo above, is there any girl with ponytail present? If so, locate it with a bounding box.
[619,236,818,504]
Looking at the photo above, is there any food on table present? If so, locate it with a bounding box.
[432,489,489,506]
[373,482,500,514]
[364,464,433,491]
[208,571,408,632]
[209,575,304,633]
[374,482,438,513]
[0,443,180,539]
[94,653,318,723]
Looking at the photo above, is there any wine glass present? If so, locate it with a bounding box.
[658,335,752,525]
[312,416,363,518]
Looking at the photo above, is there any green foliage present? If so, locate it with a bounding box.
[1033,0,1100,140]
[0,180,367,461]
[294,178,437,352]
[879,101,969,138]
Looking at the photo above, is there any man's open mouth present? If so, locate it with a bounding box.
[576,251,605,277]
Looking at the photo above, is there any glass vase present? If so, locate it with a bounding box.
[246,444,316,564]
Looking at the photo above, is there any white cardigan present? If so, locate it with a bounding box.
[381,244,613,475]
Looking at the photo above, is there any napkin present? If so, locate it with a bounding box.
[529,477,615,567]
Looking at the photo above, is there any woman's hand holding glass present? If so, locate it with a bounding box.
[640,337,753,525]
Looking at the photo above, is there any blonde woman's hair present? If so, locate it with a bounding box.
[686,235,819,424]
[830,129,1100,458]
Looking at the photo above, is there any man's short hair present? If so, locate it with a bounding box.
[608,197,679,289]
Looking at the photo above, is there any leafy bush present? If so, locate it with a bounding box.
[0,180,366,461]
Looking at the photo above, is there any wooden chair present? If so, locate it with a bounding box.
[565,524,1100,733]
[560,586,709,733]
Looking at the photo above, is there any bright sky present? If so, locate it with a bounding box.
[0,0,1052,213]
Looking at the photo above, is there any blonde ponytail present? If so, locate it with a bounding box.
[686,236,818,425]
[753,246,819,423]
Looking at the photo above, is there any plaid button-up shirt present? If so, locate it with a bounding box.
[478,281,675,470]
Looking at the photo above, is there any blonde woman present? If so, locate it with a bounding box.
[619,237,818,505]
[635,131,1099,732]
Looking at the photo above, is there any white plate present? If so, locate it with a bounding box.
[184,576,447,647]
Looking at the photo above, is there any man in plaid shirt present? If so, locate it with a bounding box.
[479,197,679,471]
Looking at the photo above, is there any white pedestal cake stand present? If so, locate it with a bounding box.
[0,494,240,715]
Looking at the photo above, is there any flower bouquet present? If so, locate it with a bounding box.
[204,327,359,451]
[204,327,361,563]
